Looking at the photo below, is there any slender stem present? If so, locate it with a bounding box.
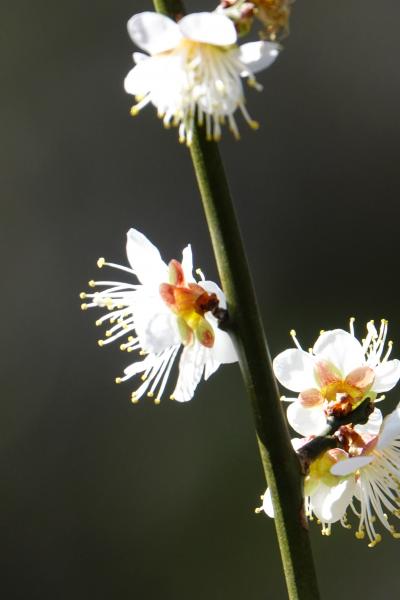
[152,2,320,598]
[190,129,320,600]
[153,0,183,16]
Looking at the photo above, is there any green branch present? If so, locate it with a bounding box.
[153,0,183,17]
[152,1,320,598]
[189,126,320,600]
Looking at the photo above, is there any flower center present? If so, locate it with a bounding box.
[305,448,348,493]
[335,426,379,465]
[315,361,375,418]
[321,381,362,416]
[159,259,219,348]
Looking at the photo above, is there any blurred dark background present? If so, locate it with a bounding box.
[2,0,400,598]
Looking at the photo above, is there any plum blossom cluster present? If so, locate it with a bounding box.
[260,320,400,547]
[80,228,237,404]
[124,10,281,144]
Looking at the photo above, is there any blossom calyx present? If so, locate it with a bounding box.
[159,259,219,348]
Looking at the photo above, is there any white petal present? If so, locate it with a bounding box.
[132,292,180,353]
[127,12,181,55]
[239,41,280,75]
[207,320,237,366]
[203,350,220,381]
[313,330,365,377]
[126,228,167,285]
[273,349,316,393]
[133,51,149,64]
[373,359,400,392]
[124,61,153,96]
[173,343,206,402]
[354,408,382,437]
[377,403,400,449]
[286,403,327,437]
[178,12,237,46]
[125,54,186,103]
[262,488,274,518]
[330,456,374,477]
[310,479,355,523]
[181,244,195,283]
[291,438,306,451]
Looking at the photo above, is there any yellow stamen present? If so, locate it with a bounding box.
[368,534,382,548]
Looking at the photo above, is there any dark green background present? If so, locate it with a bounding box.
[2,0,400,598]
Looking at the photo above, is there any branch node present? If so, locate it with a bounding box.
[212,306,231,331]
[297,436,338,475]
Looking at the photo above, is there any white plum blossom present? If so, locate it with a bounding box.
[260,401,400,546]
[124,11,280,144]
[258,437,357,536]
[258,409,383,539]
[80,228,237,403]
[273,319,400,437]
[331,402,400,547]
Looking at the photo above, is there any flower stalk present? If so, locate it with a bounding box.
[153,1,320,598]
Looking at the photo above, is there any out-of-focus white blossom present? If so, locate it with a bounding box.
[124,11,280,144]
